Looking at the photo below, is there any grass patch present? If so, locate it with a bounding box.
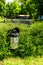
[2,56,43,65]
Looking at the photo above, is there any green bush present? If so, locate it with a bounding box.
[0,23,27,59]
[17,22,43,57]
[0,22,43,59]
[28,22,43,56]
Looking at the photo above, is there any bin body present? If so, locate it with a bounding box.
[10,37,19,49]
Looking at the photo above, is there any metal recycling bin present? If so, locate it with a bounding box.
[8,28,20,49]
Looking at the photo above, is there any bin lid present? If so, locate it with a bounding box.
[8,28,20,37]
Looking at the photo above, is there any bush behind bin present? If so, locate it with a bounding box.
[0,22,43,59]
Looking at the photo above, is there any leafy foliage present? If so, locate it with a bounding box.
[6,0,21,18]
[0,23,27,59]
[0,0,43,19]
[0,22,43,59]
[16,22,43,57]
[0,0,6,16]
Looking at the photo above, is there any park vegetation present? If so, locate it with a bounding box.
[0,0,43,65]
[0,22,43,59]
[0,0,43,19]
[2,56,43,65]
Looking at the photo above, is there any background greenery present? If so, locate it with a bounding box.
[0,0,43,19]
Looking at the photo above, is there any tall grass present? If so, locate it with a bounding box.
[3,56,43,65]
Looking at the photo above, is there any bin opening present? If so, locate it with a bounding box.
[8,27,20,37]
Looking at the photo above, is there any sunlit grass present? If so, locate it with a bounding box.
[3,56,43,65]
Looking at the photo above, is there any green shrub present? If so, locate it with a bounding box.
[17,22,43,57]
[0,22,43,59]
[28,22,43,56]
[0,23,27,59]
